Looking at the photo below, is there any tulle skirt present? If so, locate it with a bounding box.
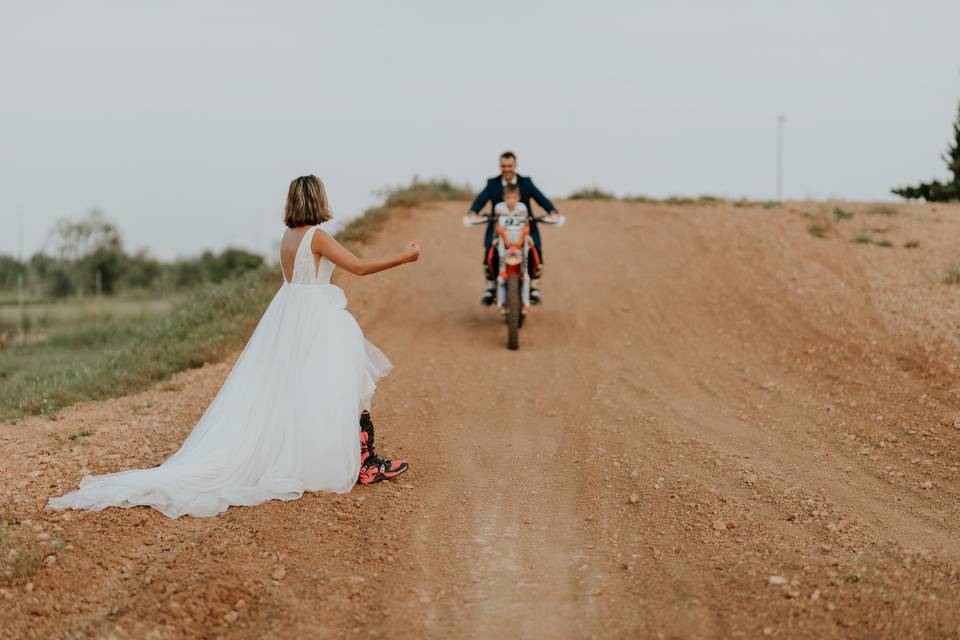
[48,283,391,518]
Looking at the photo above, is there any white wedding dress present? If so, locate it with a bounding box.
[49,226,391,518]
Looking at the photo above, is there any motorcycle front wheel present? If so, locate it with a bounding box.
[506,274,521,350]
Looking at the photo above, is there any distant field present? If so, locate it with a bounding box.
[0,269,279,422]
[0,296,182,346]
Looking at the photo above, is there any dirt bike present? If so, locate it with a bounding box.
[463,211,565,350]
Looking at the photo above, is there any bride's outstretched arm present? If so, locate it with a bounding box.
[313,229,420,276]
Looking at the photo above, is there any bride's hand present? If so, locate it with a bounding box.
[403,241,421,263]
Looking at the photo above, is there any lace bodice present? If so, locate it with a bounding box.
[285,226,335,285]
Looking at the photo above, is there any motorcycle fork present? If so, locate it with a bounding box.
[496,236,531,313]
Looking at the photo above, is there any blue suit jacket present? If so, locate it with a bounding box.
[469,174,557,218]
[469,175,557,254]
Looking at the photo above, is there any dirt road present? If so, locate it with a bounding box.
[3,199,960,639]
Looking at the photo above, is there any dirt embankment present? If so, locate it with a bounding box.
[3,199,960,639]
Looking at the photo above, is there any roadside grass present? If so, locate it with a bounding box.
[807,221,831,238]
[739,200,782,209]
[804,212,832,238]
[628,194,739,206]
[622,194,657,203]
[375,176,472,208]
[335,207,392,245]
[569,190,773,207]
[569,187,616,200]
[944,262,960,285]
[337,177,472,244]
[852,232,894,248]
[0,501,58,581]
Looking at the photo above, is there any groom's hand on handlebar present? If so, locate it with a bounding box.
[463,212,489,227]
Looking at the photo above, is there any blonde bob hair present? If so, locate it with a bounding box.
[284,175,333,228]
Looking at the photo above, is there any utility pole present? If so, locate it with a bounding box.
[776,114,786,201]
[253,211,263,258]
[17,210,25,342]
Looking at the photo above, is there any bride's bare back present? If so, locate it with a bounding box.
[281,225,420,282]
[280,227,321,283]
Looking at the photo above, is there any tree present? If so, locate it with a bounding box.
[172,259,205,288]
[82,246,124,294]
[47,209,125,295]
[943,100,960,183]
[46,266,75,297]
[123,250,161,289]
[50,209,122,261]
[202,248,264,283]
[0,255,26,290]
[892,101,960,201]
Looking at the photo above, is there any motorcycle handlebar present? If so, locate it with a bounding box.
[462,213,564,226]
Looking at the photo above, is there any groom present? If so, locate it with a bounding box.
[465,151,561,305]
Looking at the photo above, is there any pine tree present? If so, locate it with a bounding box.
[892,101,960,201]
[942,103,960,184]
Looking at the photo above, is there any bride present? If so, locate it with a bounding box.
[49,175,420,518]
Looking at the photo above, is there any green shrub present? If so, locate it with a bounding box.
[661,196,696,206]
[694,195,724,205]
[0,504,47,581]
[807,221,831,238]
[335,206,391,245]
[833,207,854,221]
[944,262,960,284]
[338,177,472,245]
[568,187,616,200]
[377,176,472,208]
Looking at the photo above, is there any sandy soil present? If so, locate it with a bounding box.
[3,199,960,639]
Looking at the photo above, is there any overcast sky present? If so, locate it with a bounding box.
[2,0,958,259]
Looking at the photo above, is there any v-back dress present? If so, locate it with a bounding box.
[49,226,391,518]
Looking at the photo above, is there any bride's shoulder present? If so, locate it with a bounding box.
[312,226,334,240]
[310,226,336,250]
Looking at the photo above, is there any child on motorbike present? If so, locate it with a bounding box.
[494,183,528,217]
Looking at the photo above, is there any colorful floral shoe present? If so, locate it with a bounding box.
[358,411,409,485]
